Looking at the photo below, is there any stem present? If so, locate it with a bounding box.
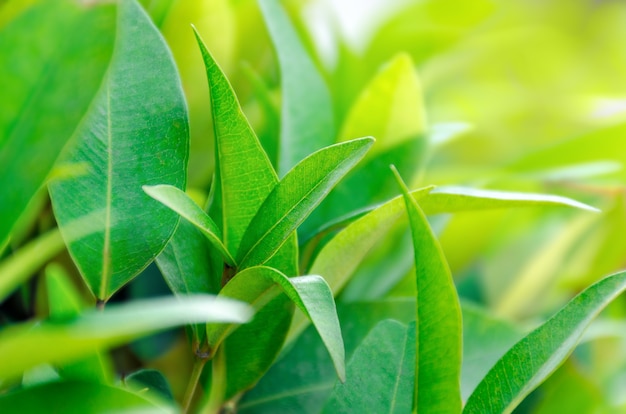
[182,349,210,413]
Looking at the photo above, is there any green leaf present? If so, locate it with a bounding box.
[194,27,298,277]
[125,368,174,402]
[46,264,113,384]
[144,185,235,266]
[0,295,252,382]
[339,53,426,156]
[237,137,374,270]
[464,270,626,414]
[48,0,189,301]
[300,138,425,243]
[422,186,599,213]
[393,167,462,413]
[323,320,415,414]
[258,0,335,175]
[209,266,344,381]
[0,381,175,413]
[0,0,115,246]
[155,219,219,296]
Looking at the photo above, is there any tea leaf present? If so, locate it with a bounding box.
[0,295,252,382]
[464,270,626,414]
[237,137,374,270]
[49,0,189,301]
[0,0,115,245]
[393,167,462,413]
[323,320,415,413]
[144,184,235,266]
[259,0,335,175]
[209,266,344,381]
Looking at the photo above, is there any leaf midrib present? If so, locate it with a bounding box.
[99,83,113,300]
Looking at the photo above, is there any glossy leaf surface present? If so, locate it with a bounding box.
[464,271,626,413]
[49,0,189,300]
[0,0,115,245]
[394,168,462,413]
[237,137,374,270]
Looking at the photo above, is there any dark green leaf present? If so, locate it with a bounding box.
[125,369,174,402]
[323,320,415,413]
[49,0,189,301]
[0,0,115,246]
[208,266,344,381]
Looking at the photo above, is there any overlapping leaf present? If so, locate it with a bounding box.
[464,271,626,413]
[258,0,335,175]
[49,0,189,301]
[0,0,115,246]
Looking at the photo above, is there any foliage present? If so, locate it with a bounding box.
[1,0,626,412]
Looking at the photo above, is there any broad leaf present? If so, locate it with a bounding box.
[125,369,174,402]
[49,0,189,301]
[0,0,115,246]
[0,295,252,381]
[0,381,175,413]
[144,184,235,266]
[259,0,335,175]
[46,264,113,383]
[323,320,415,413]
[237,137,374,270]
[464,270,626,413]
[393,167,462,413]
[194,28,297,277]
[208,266,345,381]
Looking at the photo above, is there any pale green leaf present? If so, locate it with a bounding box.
[323,320,415,414]
[393,167,462,413]
[0,0,115,245]
[464,270,626,414]
[237,137,374,270]
[49,0,189,301]
[0,295,252,382]
[144,184,235,266]
[0,381,175,413]
[259,0,335,175]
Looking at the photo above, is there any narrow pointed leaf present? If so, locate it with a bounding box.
[194,28,297,277]
[423,186,599,213]
[144,184,235,266]
[323,320,415,414]
[0,381,175,413]
[208,266,345,381]
[49,0,189,300]
[0,0,115,245]
[0,295,252,381]
[393,167,462,413]
[259,0,335,175]
[237,137,374,270]
[464,271,626,414]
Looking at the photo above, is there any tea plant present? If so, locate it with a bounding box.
[1,0,625,413]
